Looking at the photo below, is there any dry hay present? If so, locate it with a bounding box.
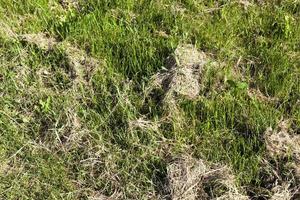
[19,33,58,51]
[204,165,249,200]
[238,0,253,9]
[290,161,300,180]
[264,119,300,198]
[166,155,249,200]
[14,33,101,151]
[149,44,207,102]
[18,32,100,88]
[215,192,249,200]
[1,47,30,90]
[167,44,207,100]
[128,116,161,133]
[171,3,187,15]
[167,155,207,200]
[61,42,100,85]
[270,183,292,200]
[264,119,300,160]
[132,44,209,133]
[154,30,169,38]
[247,88,279,104]
[174,44,207,69]
[18,32,100,83]
[0,159,23,176]
[145,44,208,126]
[166,67,201,100]
[59,109,87,149]
[265,119,300,179]
[0,20,17,40]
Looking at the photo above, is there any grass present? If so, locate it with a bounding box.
[0,0,300,199]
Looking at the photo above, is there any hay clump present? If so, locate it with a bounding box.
[247,88,279,104]
[19,33,58,51]
[61,43,100,84]
[0,20,17,40]
[149,44,208,103]
[264,119,300,160]
[136,44,210,133]
[18,32,100,84]
[166,155,249,200]
[269,183,292,200]
[128,116,161,133]
[264,119,300,198]
[167,155,208,200]
[174,44,207,68]
[18,32,101,88]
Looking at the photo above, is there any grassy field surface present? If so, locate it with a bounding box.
[0,0,300,199]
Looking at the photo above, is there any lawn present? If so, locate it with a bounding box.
[0,0,299,199]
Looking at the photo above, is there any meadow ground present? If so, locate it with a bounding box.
[0,0,300,199]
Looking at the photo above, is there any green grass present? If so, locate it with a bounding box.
[0,0,300,199]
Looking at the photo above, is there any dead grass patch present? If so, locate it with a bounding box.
[264,119,300,160]
[135,44,210,134]
[263,119,300,199]
[148,44,207,101]
[146,44,208,122]
[7,32,102,154]
[60,42,100,85]
[167,155,207,200]
[128,116,161,133]
[248,88,279,104]
[58,108,88,150]
[17,32,101,91]
[166,155,249,200]
[0,20,17,40]
[270,183,293,200]
[19,33,58,51]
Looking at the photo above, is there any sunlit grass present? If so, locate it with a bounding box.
[0,0,299,199]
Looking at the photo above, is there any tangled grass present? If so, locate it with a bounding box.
[0,0,300,199]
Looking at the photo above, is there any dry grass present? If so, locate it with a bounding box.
[148,44,207,101]
[128,116,161,133]
[263,119,300,199]
[167,155,207,200]
[0,20,17,40]
[20,33,58,51]
[264,119,300,161]
[270,183,292,200]
[1,1,300,199]
[145,44,209,127]
[61,42,101,85]
[166,155,249,200]
[247,88,279,104]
